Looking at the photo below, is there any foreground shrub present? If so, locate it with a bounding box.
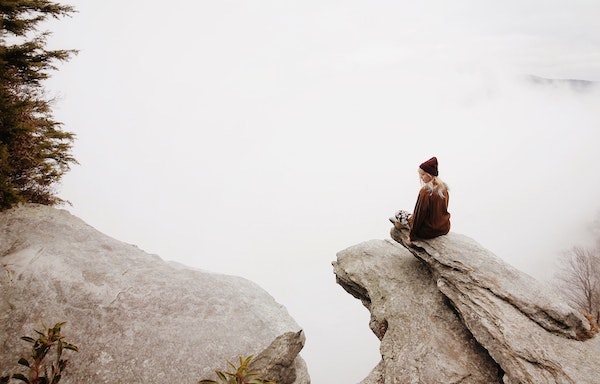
[198,355,275,384]
[1,322,78,384]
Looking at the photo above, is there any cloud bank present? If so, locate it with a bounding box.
[43,1,600,382]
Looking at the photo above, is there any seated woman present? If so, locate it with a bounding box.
[390,156,451,243]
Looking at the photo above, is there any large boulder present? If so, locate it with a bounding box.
[333,229,600,384]
[333,239,502,384]
[390,227,599,384]
[0,204,309,384]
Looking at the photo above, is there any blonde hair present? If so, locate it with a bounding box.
[419,169,449,198]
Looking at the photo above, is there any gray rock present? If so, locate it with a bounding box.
[333,239,502,384]
[390,227,600,384]
[0,204,309,384]
[250,331,308,384]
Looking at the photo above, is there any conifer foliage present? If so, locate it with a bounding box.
[0,0,77,210]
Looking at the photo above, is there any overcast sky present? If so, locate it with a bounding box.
[43,1,600,382]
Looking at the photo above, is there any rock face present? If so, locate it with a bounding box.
[334,239,502,384]
[333,227,600,384]
[0,205,309,384]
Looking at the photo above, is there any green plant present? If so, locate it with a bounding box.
[1,322,78,384]
[198,355,275,384]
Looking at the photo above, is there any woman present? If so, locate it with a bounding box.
[390,156,451,242]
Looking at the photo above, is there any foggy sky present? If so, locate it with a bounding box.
[42,1,600,382]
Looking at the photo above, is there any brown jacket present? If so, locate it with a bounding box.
[409,186,451,241]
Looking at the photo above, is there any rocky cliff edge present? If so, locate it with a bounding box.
[333,227,600,384]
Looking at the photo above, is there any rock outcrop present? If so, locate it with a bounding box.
[333,227,600,384]
[334,239,502,384]
[0,204,309,384]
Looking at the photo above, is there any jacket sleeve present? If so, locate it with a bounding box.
[410,188,430,241]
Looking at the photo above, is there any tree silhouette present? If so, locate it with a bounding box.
[0,0,77,210]
[556,246,600,329]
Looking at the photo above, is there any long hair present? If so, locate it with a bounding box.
[419,169,449,198]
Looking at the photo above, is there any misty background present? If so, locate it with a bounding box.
[43,1,600,382]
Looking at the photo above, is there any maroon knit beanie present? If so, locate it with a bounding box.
[419,156,439,176]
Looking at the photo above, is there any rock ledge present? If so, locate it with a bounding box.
[0,204,310,384]
[333,227,600,384]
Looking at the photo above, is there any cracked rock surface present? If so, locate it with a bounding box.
[334,229,600,384]
[390,227,599,384]
[333,239,501,384]
[1,204,309,384]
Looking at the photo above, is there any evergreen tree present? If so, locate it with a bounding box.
[0,0,77,210]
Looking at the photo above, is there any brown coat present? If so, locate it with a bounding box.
[409,186,451,241]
